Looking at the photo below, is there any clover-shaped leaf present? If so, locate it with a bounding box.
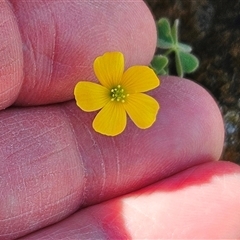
[179,51,199,73]
[157,18,174,49]
[178,43,192,53]
[150,55,168,75]
[176,51,199,77]
[152,18,199,77]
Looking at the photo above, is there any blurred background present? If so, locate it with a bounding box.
[145,0,240,164]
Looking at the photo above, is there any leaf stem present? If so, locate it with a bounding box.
[164,49,174,56]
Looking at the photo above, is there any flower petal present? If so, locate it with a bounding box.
[121,66,160,93]
[74,81,109,112]
[124,93,159,129]
[93,101,127,136]
[94,52,124,89]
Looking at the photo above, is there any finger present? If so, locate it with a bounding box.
[9,0,156,106]
[20,161,240,239]
[0,0,23,110]
[0,77,224,238]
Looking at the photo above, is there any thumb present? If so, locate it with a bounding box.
[8,0,156,107]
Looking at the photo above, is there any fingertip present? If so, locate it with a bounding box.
[12,1,156,105]
[154,75,224,162]
[21,161,240,239]
[118,161,240,239]
[0,0,23,110]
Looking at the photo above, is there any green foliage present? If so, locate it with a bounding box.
[150,18,199,77]
[150,55,168,75]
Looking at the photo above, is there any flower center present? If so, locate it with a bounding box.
[110,85,129,103]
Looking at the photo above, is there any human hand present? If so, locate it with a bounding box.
[1,1,240,239]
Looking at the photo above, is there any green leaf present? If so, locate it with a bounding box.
[158,69,168,75]
[171,19,179,45]
[157,18,174,49]
[150,55,169,75]
[178,51,199,73]
[177,42,192,52]
[155,17,200,77]
[163,65,169,75]
[175,51,183,77]
[150,55,168,70]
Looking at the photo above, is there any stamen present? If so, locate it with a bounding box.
[110,85,129,103]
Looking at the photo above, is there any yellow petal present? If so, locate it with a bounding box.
[124,93,159,129]
[121,66,160,93]
[74,81,110,112]
[93,101,127,136]
[93,52,124,89]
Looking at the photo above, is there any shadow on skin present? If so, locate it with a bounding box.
[21,161,240,239]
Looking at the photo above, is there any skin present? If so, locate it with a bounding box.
[1,0,240,239]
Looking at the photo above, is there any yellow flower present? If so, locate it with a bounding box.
[74,52,160,136]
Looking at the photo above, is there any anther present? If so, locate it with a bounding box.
[110,85,128,103]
